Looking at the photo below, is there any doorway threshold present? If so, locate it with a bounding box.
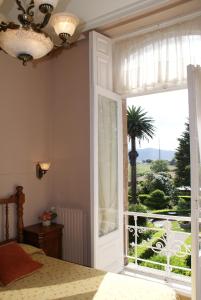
[121,263,191,298]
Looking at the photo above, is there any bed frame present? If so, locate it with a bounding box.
[0,186,25,244]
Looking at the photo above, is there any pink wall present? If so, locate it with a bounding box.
[0,40,91,263]
[0,54,54,226]
[51,39,90,210]
[50,39,91,264]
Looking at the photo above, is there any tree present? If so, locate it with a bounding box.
[150,160,169,173]
[146,159,153,163]
[175,122,190,187]
[127,106,155,204]
[140,171,176,199]
[169,157,176,166]
[177,196,191,215]
[144,189,169,209]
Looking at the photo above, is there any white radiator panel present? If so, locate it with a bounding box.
[56,207,88,266]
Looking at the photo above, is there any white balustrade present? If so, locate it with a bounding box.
[124,211,193,281]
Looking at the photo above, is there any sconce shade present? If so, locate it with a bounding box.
[0,28,53,60]
[34,0,59,8]
[39,162,51,171]
[36,162,51,179]
[51,13,79,37]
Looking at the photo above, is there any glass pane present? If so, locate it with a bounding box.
[98,95,118,237]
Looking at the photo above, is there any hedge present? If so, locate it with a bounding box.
[128,231,164,259]
[176,196,191,216]
[178,196,191,201]
[144,189,170,209]
[138,194,150,204]
[151,209,177,215]
[139,235,192,276]
[138,231,166,260]
[140,255,191,276]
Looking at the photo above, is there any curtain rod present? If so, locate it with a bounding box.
[112,10,201,43]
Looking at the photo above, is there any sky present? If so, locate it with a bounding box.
[127,89,189,151]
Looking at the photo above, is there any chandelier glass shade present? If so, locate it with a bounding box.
[34,0,59,9]
[0,28,53,60]
[0,0,80,65]
[51,13,79,37]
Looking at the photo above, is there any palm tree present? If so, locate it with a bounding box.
[127,106,155,204]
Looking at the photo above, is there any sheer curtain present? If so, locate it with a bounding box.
[98,95,118,237]
[113,17,201,97]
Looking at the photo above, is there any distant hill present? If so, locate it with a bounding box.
[136,148,175,162]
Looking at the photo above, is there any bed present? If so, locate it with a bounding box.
[0,187,179,300]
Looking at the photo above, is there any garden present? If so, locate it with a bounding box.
[127,106,191,277]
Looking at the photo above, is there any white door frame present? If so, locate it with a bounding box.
[188,64,201,300]
[90,85,124,272]
[90,31,124,272]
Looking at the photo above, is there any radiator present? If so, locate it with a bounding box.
[56,207,88,266]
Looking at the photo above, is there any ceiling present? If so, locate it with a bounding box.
[1,0,201,38]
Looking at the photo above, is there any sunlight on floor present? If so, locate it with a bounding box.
[179,296,191,300]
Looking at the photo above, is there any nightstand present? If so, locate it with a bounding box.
[23,223,64,259]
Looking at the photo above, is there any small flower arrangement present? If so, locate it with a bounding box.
[39,207,57,226]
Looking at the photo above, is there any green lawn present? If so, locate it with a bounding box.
[171,221,191,233]
[128,163,176,181]
[137,163,151,176]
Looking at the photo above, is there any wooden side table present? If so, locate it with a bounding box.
[23,223,64,259]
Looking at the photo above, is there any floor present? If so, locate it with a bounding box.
[179,296,191,300]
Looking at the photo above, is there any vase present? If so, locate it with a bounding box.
[42,220,51,226]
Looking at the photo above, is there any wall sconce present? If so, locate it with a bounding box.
[36,162,51,179]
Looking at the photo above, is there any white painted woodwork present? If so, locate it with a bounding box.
[2,0,195,32]
[90,31,124,273]
[66,0,172,30]
[90,31,112,90]
[187,65,201,300]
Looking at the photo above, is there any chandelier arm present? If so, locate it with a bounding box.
[52,41,77,51]
[0,22,20,32]
[16,0,26,14]
[17,0,35,27]
[37,12,52,29]
[0,47,9,55]
[26,0,35,17]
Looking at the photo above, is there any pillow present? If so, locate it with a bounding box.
[0,242,43,285]
[19,243,45,256]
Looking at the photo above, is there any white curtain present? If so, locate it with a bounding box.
[98,95,118,237]
[113,17,201,97]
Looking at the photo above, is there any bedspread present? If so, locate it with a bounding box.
[0,244,179,300]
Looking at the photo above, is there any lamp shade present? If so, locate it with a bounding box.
[0,0,4,7]
[34,0,59,8]
[39,162,51,171]
[0,28,53,59]
[51,13,79,37]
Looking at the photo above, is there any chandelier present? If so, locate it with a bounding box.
[0,0,80,65]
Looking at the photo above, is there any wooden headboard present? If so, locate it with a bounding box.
[0,186,25,244]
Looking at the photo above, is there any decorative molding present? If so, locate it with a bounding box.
[84,0,172,31]
[112,10,201,42]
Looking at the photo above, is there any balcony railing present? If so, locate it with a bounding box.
[124,211,192,282]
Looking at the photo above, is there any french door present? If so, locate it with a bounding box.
[188,65,201,300]
[90,31,124,272]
